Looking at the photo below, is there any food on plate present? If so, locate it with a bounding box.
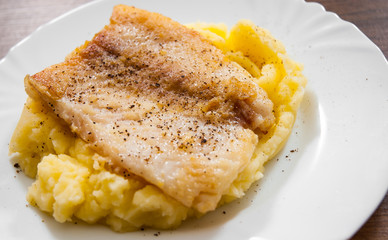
[9,5,306,231]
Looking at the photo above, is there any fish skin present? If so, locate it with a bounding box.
[25,5,274,213]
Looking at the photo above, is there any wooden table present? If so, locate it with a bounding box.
[0,0,387,239]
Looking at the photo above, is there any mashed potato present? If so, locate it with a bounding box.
[9,20,306,231]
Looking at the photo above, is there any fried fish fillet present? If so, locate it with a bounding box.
[25,5,275,213]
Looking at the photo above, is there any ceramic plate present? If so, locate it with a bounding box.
[1,0,387,239]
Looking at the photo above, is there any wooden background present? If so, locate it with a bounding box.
[0,0,387,239]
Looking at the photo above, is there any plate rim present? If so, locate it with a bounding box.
[1,0,388,239]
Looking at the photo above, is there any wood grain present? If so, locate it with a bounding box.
[0,0,92,58]
[0,0,387,239]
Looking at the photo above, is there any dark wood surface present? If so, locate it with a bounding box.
[0,0,387,239]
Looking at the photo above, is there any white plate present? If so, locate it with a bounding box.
[1,0,387,239]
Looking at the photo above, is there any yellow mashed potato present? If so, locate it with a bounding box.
[9,20,306,232]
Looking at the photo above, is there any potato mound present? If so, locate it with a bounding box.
[9,20,306,232]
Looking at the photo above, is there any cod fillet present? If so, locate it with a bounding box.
[25,5,275,213]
